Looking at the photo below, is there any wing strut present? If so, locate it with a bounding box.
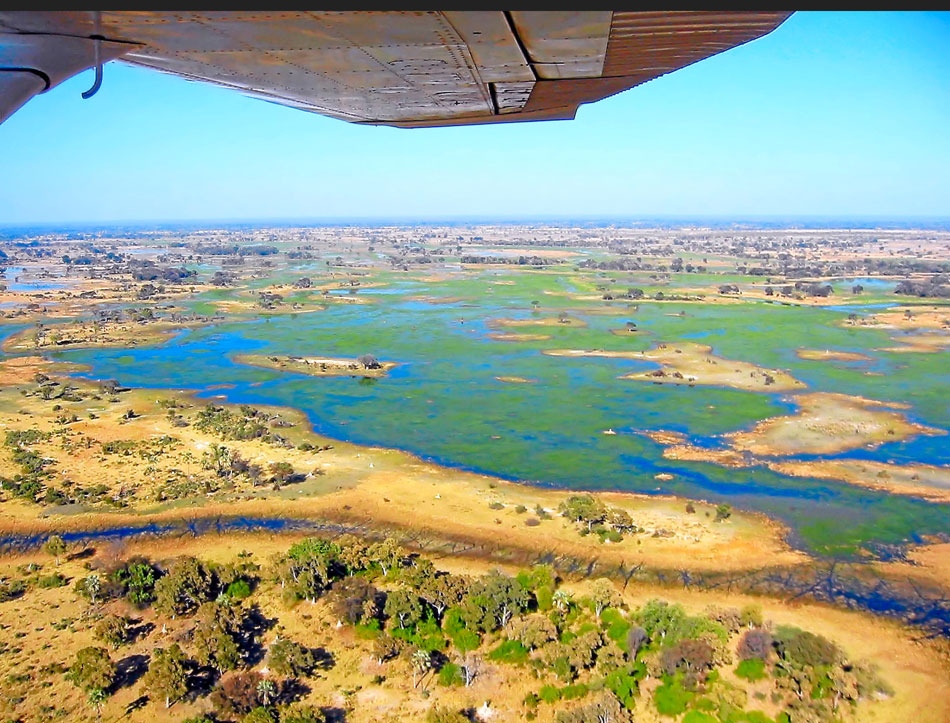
[81,11,103,99]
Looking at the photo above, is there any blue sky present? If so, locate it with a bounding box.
[1,11,948,225]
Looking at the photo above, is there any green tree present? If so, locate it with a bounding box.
[267,638,316,678]
[416,572,467,620]
[44,534,67,566]
[559,494,608,532]
[588,578,622,617]
[68,646,114,721]
[273,538,342,603]
[243,708,278,723]
[117,558,158,607]
[192,601,242,673]
[426,704,469,723]
[74,573,102,606]
[367,537,404,577]
[461,570,529,632]
[143,644,190,709]
[384,587,424,630]
[257,678,278,706]
[93,614,131,650]
[154,556,215,617]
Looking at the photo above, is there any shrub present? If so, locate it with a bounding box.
[488,639,529,665]
[225,579,253,600]
[654,675,693,716]
[38,573,68,588]
[437,662,464,687]
[735,657,767,681]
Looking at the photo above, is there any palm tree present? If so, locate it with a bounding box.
[411,648,431,689]
[257,678,277,706]
[88,688,107,723]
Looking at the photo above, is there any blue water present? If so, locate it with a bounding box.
[50,299,950,560]
[2,266,67,291]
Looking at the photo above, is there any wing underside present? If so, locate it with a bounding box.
[0,11,792,127]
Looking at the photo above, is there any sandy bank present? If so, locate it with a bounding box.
[545,342,805,393]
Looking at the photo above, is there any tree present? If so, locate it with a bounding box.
[426,704,470,723]
[460,650,480,687]
[559,494,608,532]
[281,704,327,723]
[411,648,432,689]
[154,556,215,617]
[737,627,772,661]
[267,638,316,678]
[44,534,67,566]
[68,646,115,697]
[75,573,102,606]
[589,578,622,617]
[626,626,647,660]
[384,587,424,630]
[511,613,558,650]
[567,630,603,671]
[636,599,686,643]
[143,644,190,709]
[273,538,343,603]
[94,614,131,650]
[606,507,636,533]
[329,576,380,625]
[269,461,294,486]
[116,557,159,607]
[461,570,529,632]
[417,572,466,620]
[192,601,242,673]
[714,503,732,522]
[357,353,380,369]
[739,604,763,628]
[257,678,278,706]
[661,638,715,689]
[243,708,278,723]
[367,537,404,577]
[372,635,402,664]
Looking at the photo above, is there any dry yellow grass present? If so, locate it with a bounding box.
[0,533,945,723]
[727,392,943,456]
[544,342,805,393]
[796,348,873,362]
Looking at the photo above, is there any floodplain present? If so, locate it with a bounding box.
[0,222,947,722]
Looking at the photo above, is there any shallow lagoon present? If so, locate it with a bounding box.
[52,268,949,559]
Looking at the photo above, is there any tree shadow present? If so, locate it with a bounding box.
[185,663,220,701]
[321,708,347,723]
[311,646,335,672]
[128,619,155,644]
[66,546,95,562]
[113,653,149,690]
[238,604,278,666]
[278,677,311,705]
[124,695,149,716]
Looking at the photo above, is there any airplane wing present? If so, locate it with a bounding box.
[0,11,792,127]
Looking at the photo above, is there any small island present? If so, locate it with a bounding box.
[234,353,397,377]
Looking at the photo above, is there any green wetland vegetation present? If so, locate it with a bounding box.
[50,264,949,561]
